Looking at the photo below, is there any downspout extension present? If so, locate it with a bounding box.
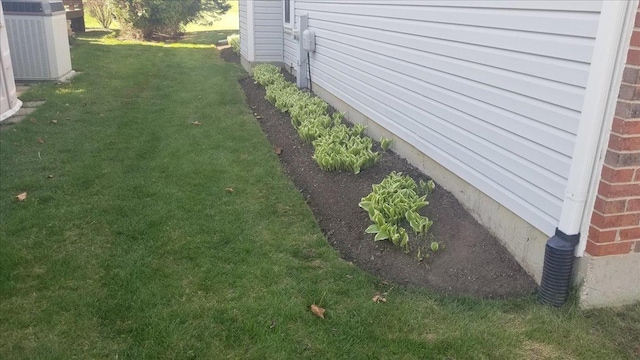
[538,1,634,307]
[538,229,579,307]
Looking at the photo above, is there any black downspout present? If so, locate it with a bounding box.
[538,228,580,307]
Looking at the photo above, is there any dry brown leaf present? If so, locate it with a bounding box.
[372,294,387,303]
[47,174,54,179]
[274,146,282,155]
[310,304,325,319]
[37,138,44,144]
[51,120,58,124]
[16,192,27,201]
[191,121,202,126]
[225,188,234,193]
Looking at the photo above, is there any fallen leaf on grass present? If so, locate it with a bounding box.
[269,320,276,329]
[255,116,262,120]
[372,294,387,303]
[47,175,54,179]
[225,188,234,193]
[274,146,282,155]
[37,138,44,144]
[30,118,37,123]
[310,304,325,319]
[51,120,58,124]
[15,192,27,201]
[191,121,202,126]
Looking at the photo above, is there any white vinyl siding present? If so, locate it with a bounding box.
[254,1,283,62]
[295,0,603,235]
[283,32,297,74]
[238,0,248,59]
[283,7,297,74]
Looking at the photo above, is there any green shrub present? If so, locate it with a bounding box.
[111,0,231,39]
[227,34,240,54]
[86,0,114,29]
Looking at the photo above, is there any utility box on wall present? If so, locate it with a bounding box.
[1,0,73,81]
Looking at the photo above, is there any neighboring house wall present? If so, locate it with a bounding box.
[296,1,602,237]
[580,6,640,307]
[254,1,283,62]
[239,0,248,60]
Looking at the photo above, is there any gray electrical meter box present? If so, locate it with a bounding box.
[302,29,316,52]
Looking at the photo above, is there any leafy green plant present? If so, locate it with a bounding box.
[419,179,436,196]
[313,124,380,174]
[253,64,285,87]
[227,34,240,54]
[430,241,440,252]
[380,137,393,151]
[252,64,380,174]
[359,172,434,251]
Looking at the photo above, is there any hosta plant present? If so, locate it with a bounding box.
[227,34,240,54]
[380,137,393,151]
[313,124,380,174]
[253,64,285,87]
[359,172,435,251]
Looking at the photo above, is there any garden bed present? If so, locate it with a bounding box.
[227,49,537,299]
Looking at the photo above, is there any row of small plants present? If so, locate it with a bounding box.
[253,64,380,174]
[251,64,439,255]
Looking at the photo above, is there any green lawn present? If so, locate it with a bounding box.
[84,0,239,33]
[1,31,639,359]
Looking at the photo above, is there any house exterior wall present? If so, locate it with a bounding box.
[254,1,283,62]
[239,0,248,60]
[295,0,603,237]
[238,0,638,306]
[283,10,297,75]
[579,4,640,308]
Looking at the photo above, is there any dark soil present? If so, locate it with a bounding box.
[219,46,240,65]
[230,49,537,299]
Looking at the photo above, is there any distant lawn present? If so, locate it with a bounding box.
[1,31,639,359]
[84,0,239,33]
[185,0,239,32]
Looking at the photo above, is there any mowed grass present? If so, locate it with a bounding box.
[1,32,639,359]
[83,0,239,32]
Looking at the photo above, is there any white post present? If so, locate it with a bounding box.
[297,14,308,89]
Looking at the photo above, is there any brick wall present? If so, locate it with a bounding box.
[587,6,640,257]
